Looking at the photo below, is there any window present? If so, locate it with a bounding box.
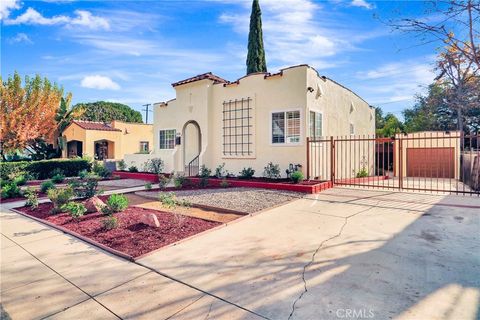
[223,98,253,156]
[271,110,301,144]
[139,141,149,153]
[309,111,322,138]
[350,123,355,135]
[159,129,176,149]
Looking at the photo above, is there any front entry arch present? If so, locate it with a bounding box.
[182,121,201,174]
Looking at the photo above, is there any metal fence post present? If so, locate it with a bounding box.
[306,137,310,180]
[331,136,335,185]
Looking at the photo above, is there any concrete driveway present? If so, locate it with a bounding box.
[2,188,479,319]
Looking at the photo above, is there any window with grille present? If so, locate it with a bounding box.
[309,111,322,138]
[159,129,176,149]
[222,98,253,156]
[272,110,301,144]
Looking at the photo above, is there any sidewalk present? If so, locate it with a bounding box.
[0,205,261,320]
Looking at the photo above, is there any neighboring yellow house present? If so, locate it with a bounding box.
[151,64,375,176]
[62,120,153,160]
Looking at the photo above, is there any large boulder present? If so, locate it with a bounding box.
[84,196,106,213]
[139,213,160,228]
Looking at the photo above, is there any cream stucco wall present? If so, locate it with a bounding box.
[153,65,375,177]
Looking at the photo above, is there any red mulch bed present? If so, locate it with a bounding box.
[17,202,220,258]
[1,191,47,203]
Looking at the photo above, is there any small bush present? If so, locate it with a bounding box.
[173,173,186,189]
[50,168,64,178]
[117,160,127,171]
[159,192,177,209]
[13,175,27,186]
[78,169,89,179]
[355,168,368,178]
[24,187,39,208]
[71,174,101,199]
[92,161,111,178]
[51,173,65,184]
[145,182,152,190]
[102,194,128,214]
[102,215,118,230]
[214,163,226,178]
[128,165,138,173]
[1,181,21,199]
[40,180,56,193]
[239,167,255,179]
[199,165,211,187]
[158,174,171,190]
[220,178,230,188]
[263,162,281,179]
[62,202,87,220]
[47,187,74,214]
[290,171,304,183]
[144,158,164,174]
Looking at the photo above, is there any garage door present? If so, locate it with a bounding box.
[407,148,454,178]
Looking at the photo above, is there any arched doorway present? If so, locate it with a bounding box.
[94,140,115,160]
[182,121,201,173]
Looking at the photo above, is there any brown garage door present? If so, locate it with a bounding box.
[407,148,454,178]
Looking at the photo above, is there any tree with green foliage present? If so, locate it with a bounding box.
[246,0,267,75]
[375,107,404,137]
[72,101,143,123]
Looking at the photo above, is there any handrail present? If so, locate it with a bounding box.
[187,155,200,176]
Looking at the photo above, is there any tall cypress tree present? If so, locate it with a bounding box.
[246,0,267,74]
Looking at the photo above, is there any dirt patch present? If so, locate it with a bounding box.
[16,202,220,258]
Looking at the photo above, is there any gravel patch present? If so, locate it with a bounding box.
[137,188,304,213]
[98,179,148,188]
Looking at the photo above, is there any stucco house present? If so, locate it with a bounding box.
[152,64,375,177]
[62,120,153,160]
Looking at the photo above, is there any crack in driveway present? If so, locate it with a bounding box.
[287,202,378,320]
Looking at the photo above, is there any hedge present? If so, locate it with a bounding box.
[1,159,92,180]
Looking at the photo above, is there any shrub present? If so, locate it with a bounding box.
[263,162,281,179]
[0,159,91,180]
[1,182,21,199]
[102,194,128,214]
[40,180,56,193]
[355,168,368,178]
[117,160,127,171]
[239,167,255,179]
[173,173,186,189]
[62,202,87,220]
[220,178,230,188]
[144,158,164,174]
[47,187,74,214]
[199,165,211,187]
[102,215,118,230]
[50,168,64,178]
[12,174,28,186]
[159,192,177,209]
[24,188,39,209]
[51,173,65,184]
[158,174,171,190]
[145,182,152,190]
[71,174,102,199]
[92,161,111,178]
[290,171,304,183]
[78,169,89,179]
[128,165,138,172]
[214,163,227,178]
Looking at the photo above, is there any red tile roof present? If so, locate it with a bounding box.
[72,120,122,132]
[171,72,228,87]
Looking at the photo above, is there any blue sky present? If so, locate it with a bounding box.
[1,0,442,123]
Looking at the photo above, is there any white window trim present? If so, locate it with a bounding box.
[159,128,176,150]
[309,110,323,138]
[269,109,303,147]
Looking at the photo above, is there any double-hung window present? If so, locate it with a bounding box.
[159,129,176,149]
[309,111,322,138]
[271,110,301,144]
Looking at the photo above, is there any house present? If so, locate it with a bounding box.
[151,64,375,177]
[62,120,153,160]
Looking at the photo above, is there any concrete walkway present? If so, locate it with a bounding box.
[2,188,480,319]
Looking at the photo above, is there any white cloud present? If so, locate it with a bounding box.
[350,0,374,10]
[0,0,20,20]
[5,8,109,30]
[81,75,120,90]
[9,32,33,44]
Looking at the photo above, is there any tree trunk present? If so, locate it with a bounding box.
[457,107,464,134]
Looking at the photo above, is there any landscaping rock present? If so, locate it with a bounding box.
[84,196,106,213]
[140,213,160,228]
